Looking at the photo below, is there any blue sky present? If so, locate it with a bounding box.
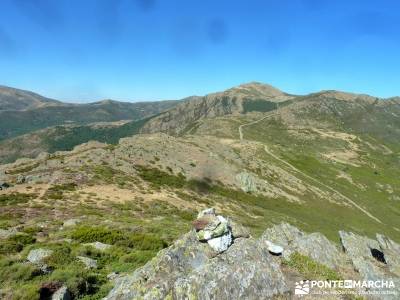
[0,0,399,102]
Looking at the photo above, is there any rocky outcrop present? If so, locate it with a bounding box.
[262,223,344,269]
[340,231,400,299]
[27,248,54,273]
[51,286,71,300]
[0,227,18,239]
[106,230,288,300]
[106,212,400,300]
[140,82,293,135]
[77,256,98,269]
[236,171,258,193]
[376,234,400,277]
[27,248,53,265]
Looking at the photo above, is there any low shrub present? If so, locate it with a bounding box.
[0,234,36,254]
[50,267,106,298]
[121,233,168,251]
[283,252,341,280]
[46,183,77,200]
[137,166,186,189]
[44,244,75,268]
[120,250,154,267]
[71,226,125,244]
[0,259,39,283]
[0,193,36,206]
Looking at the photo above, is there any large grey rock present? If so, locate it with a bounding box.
[105,230,288,300]
[262,223,343,269]
[16,175,25,184]
[0,228,18,239]
[340,231,400,299]
[339,231,382,280]
[173,238,288,300]
[52,286,71,300]
[229,219,250,239]
[376,234,400,276]
[77,256,97,269]
[27,248,53,265]
[236,172,258,193]
[62,219,80,227]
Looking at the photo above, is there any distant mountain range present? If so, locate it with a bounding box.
[0,85,179,141]
[1,82,399,164]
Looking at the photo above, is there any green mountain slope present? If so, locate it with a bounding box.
[0,86,179,141]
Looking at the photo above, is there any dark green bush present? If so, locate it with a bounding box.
[121,250,154,267]
[50,267,106,298]
[44,245,74,268]
[0,234,36,254]
[71,226,125,244]
[283,252,341,280]
[137,166,186,188]
[0,193,35,206]
[71,226,168,251]
[121,233,168,251]
[0,260,39,283]
[46,183,77,200]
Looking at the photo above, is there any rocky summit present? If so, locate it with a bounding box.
[106,209,400,300]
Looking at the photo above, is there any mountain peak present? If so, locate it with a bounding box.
[0,85,60,111]
[227,82,287,98]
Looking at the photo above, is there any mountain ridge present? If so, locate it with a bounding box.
[0,85,180,141]
[1,82,399,163]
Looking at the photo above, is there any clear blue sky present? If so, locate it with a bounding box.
[0,0,399,102]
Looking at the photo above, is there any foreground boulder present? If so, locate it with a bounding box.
[52,286,71,300]
[106,210,400,300]
[27,248,53,265]
[77,256,97,269]
[106,230,288,300]
[340,231,400,299]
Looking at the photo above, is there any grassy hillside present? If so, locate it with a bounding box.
[0,100,178,141]
[0,117,153,163]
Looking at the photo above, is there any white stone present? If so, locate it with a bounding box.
[207,232,232,253]
[52,286,71,300]
[265,240,284,255]
[63,219,80,227]
[84,241,112,251]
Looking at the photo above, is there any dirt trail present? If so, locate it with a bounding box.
[238,112,383,224]
[238,113,277,140]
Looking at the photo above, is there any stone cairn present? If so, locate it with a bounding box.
[192,208,232,253]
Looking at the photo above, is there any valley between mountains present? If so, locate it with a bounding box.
[0,82,399,299]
